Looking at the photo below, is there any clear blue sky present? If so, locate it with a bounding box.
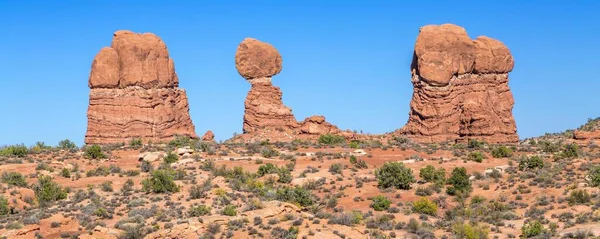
[1,0,599,146]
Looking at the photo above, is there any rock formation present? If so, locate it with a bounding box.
[202,130,215,141]
[573,118,600,144]
[400,24,518,144]
[85,30,197,145]
[233,38,341,142]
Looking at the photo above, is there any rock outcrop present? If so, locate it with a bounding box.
[573,118,600,144]
[202,130,215,141]
[233,38,341,142]
[85,30,197,145]
[400,24,518,144]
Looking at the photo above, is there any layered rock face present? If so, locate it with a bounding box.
[234,38,340,142]
[400,24,518,144]
[85,30,197,144]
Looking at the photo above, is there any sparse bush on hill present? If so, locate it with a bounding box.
[188,205,211,217]
[261,147,279,158]
[567,189,590,205]
[412,197,437,216]
[467,152,484,163]
[163,152,178,164]
[521,220,546,238]
[329,163,343,175]
[447,167,471,196]
[0,144,28,157]
[129,138,142,148]
[276,186,314,207]
[168,135,192,148]
[452,222,489,239]
[57,139,77,150]
[34,175,68,207]
[0,196,10,216]
[588,165,600,187]
[467,139,485,149]
[375,162,415,190]
[370,195,391,211]
[518,156,544,171]
[1,172,28,187]
[141,169,179,193]
[222,205,237,216]
[491,146,513,158]
[257,163,278,176]
[318,134,345,145]
[140,160,153,173]
[84,145,106,159]
[558,143,580,159]
[419,165,446,186]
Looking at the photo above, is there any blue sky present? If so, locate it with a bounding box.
[1,0,599,146]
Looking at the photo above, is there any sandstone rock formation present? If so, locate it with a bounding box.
[233,38,341,142]
[85,30,197,145]
[573,118,600,145]
[202,130,215,141]
[400,24,518,144]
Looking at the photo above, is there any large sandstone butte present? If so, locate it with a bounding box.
[85,30,197,145]
[233,38,342,142]
[400,24,518,144]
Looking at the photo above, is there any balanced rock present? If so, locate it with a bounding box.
[85,30,197,145]
[400,24,518,144]
[234,38,340,142]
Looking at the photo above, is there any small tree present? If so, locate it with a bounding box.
[370,195,391,211]
[33,175,68,207]
[318,134,345,145]
[491,146,513,158]
[419,165,446,185]
[447,167,471,196]
[84,145,106,159]
[57,139,77,150]
[141,170,179,193]
[257,163,278,176]
[129,138,143,148]
[518,156,544,171]
[375,162,415,189]
[412,197,438,216]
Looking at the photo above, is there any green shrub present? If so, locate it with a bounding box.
[261,147,279,158]
[567,189,590,205]
[276,186,314,207]
[60,168,71,178]
[257,163,278,176]
[447,167,472,196]
[491,146,513,158]
[588,165,600,187]
[33,175,68,207]
[467,152,484,163]
[1,172,28,187]
[329,163,343,175]
[467,139,484,149]
[222,205,237,216]
[0,144,28,157]
[0,196,10,215]
[370,195,391,211]
[375,162,415,189]
[518,156,544,171]
[349,155,357,164]
[277,168,292,183]
[318,134,345,145]
[349,141,360,149]
[559,143,580,159]
[168,135,192,148]
[129,138,143,148]
[84,145,106,159]
[188,205,211,216]
[58,139,77,150]
[452,222,489,239]
[141,170,179,193]
[419,165,446,185]
[521,220,544,238]
[163,152,179,164]
[412,197,437,216]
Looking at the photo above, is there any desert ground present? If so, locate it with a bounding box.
[0,119,599,239]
